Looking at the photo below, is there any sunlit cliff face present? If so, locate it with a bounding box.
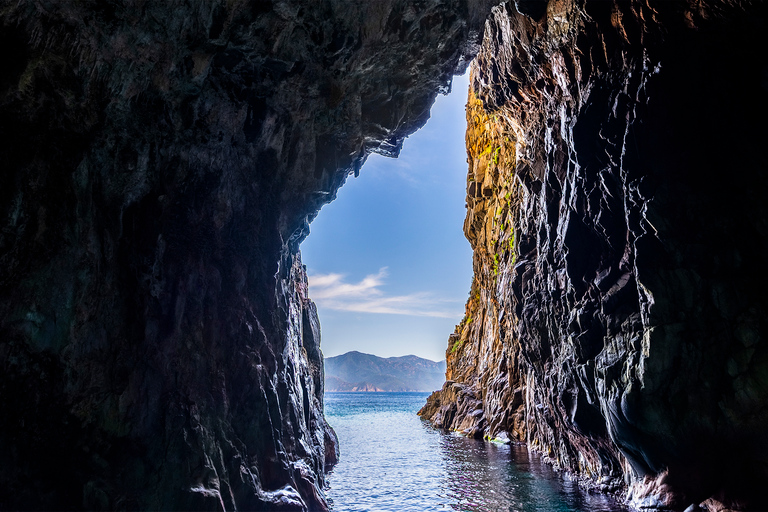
[1,0,767,510]
[422,1,768,510]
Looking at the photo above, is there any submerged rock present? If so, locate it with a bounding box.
[422,1,768,510]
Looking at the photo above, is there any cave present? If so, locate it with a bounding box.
[1,1,767,511]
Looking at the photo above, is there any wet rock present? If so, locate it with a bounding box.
[0,0,494,509]
[422,1,768,509]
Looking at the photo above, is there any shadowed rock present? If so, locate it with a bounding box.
[421,1,768,510]
[0,0,493,509]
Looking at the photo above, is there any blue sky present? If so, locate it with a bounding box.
[300,72,472,362]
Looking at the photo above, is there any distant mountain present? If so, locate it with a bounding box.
[324,351,446,392]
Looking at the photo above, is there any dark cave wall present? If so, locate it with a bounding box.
[0,0,492,509]
[421,1,768,510]
[4,0,767,510]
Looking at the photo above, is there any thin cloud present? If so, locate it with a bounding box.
[363,153,421,186]
[308,268,461,318]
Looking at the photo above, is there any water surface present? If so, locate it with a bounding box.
[324,392,629,512]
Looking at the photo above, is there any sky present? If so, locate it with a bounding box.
[300,72,473,362]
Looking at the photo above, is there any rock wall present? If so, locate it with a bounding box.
[421,1,768,510]
[0,1,492,509]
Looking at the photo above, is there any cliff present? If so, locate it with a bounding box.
[324,351,446,392]
[0,1,493,510]
[420,1,768,510]
[4,0,767,509]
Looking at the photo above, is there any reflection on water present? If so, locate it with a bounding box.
[324,392,628,512]
[438,432,622,512]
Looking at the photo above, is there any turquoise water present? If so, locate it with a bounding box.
[324,392,629,512]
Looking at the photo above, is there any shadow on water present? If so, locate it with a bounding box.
[324,392,629,512]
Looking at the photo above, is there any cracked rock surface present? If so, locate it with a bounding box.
[0,0,492,509]
[421,1,768,510]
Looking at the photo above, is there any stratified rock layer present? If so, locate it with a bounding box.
[421,1,768,510]
[0,1,492,509]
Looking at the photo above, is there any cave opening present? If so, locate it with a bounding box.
[2,1,767,509]
[300,72,473,367]
[298,65,629,512]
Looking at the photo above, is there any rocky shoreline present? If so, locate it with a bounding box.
[421,2,768,510]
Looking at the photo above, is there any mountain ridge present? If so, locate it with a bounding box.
[324,351,446,392]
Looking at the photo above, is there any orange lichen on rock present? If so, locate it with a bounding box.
[419,70,526,444]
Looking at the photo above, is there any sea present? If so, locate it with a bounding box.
[323,392,630,512]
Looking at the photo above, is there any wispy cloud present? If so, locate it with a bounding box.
[363,153,421,186]
[308,268,460,318]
